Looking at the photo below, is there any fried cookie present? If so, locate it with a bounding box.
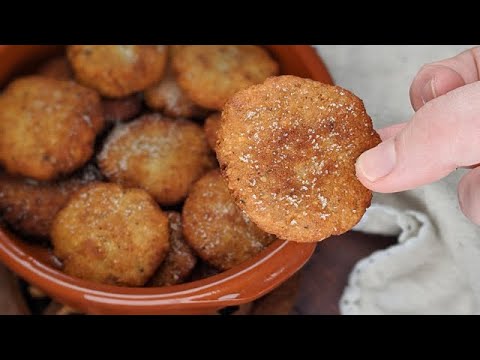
[67,45,168,98]
[102,94,143,123]
[98,114,215,205]
[144,65,206,118]
[0,172,98,238]
[51,183,170,286]
[149,212,197,287]
[182,170,275,271]
[172,45,279,110]
[37,56,74,80]
[0,76,104,181]
[204,112,221,151]
[217,75,381,243]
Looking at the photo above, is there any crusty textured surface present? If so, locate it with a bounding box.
[37,56,74,80]
[204,112,221,151]
[0,76,104,180]
[51,183,170,286]
[182,170,275,270]
[102,94,143,123]
[217,75,381,243]
[98,114,215,205]
[144,65,206,118]
[172,45,279,110]
[149,211,197,286]
[67,45,167,98]
[0,170,98,238]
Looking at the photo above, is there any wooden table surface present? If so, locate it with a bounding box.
[292,231,396,315]
[0,266,29,314]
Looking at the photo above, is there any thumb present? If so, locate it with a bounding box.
[356,81,480,193]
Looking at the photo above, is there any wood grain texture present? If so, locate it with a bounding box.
[0,265,29,314]
[292,231,397,315]
[252,273,301,315]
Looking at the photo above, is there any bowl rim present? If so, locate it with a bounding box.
[0,45,330,314]
[0,231,315,313]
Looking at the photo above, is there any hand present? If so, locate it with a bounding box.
[355,47,480,224]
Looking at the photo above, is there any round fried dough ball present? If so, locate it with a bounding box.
[0,76,104,181]
[217,75,381,243]
[144,65,206,118]
[37,56,74,80]
[149,212,197,287]
[172,45,279,110]
[51,183,170,286]
[204,112,221,151]
[182,170,275,271]
[67,45,168,98]
[0,171,98,238]
[98,114,215,205]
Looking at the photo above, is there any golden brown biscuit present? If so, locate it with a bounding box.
[38,55,142,123]
[182,170,275,271]
[217,75,381,243]
[144,66,206,118]
[67,45,168,98]
[0,76,104,181]
[102,94,143,123]
[37,56,74,80]
[51,183,170,286]
[0,164,101,238]
[172,45,279,110]
[149,212,197,287]
[204,112,221,151]
[98,114,215,205]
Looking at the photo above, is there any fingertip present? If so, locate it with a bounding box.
[355,140,398,193]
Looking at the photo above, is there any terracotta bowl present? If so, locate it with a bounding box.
[0,45,332,315]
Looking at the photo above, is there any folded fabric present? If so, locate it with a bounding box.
[314,45,480,315]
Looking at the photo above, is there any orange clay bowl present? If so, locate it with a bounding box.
[0,45,332,315]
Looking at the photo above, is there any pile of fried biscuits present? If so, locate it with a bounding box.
[0,45,380,288]
[0,45,281,287]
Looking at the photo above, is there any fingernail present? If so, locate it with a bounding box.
[421,77,437,105]
[356,140,396,182]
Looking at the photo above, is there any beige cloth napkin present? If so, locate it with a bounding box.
[314,45,480,315]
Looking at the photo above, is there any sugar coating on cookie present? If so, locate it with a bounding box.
[173,45,279,110]
[0,76,104,180]
[182,170,275,270]
[217,75,381,243]
[51,183,170,286]
[98,114,215,205]
[67,45,168,98]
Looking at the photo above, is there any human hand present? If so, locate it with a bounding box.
[355,46,480,224]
